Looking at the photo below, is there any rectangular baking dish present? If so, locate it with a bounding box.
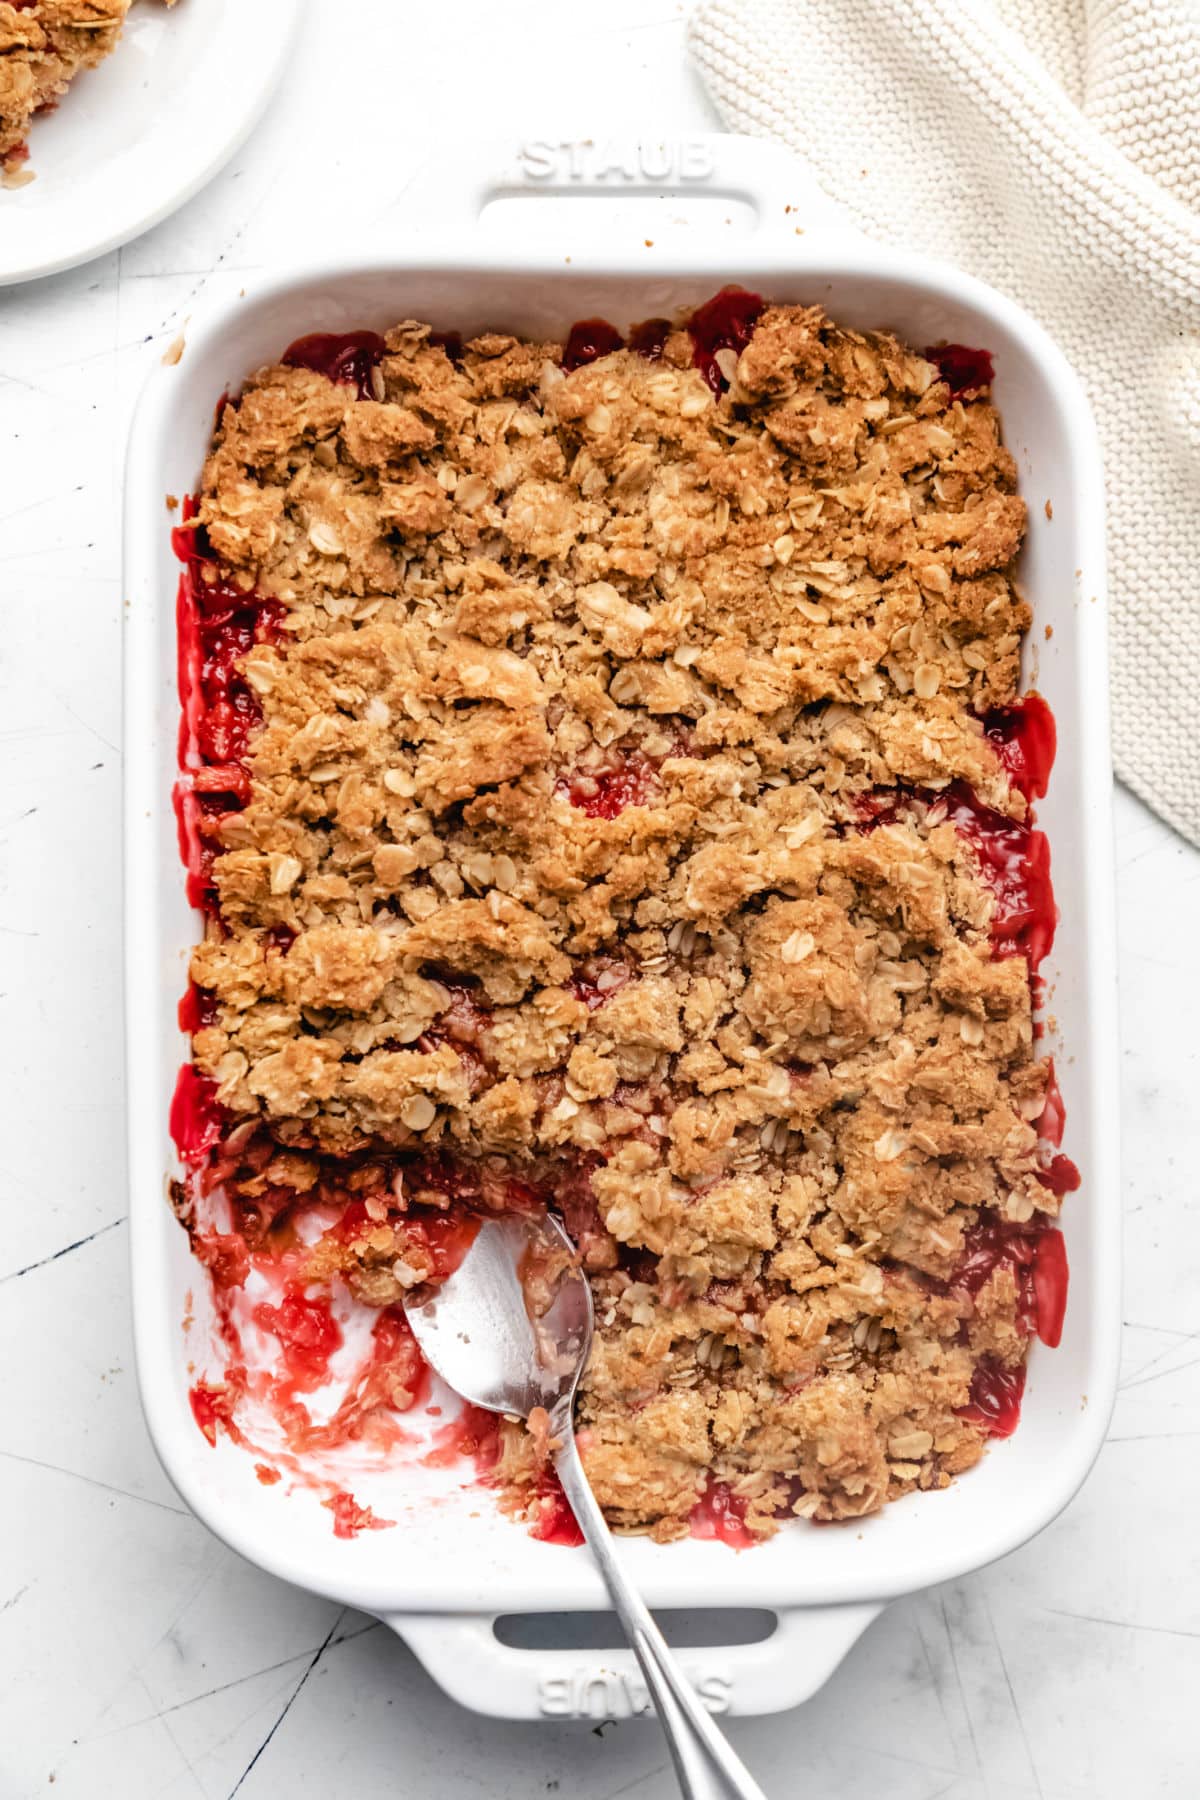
[124,135,1121,1720]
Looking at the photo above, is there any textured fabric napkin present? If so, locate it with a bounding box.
[689,0,1200,843]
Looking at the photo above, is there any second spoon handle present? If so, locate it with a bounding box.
[553,1425,768,1800]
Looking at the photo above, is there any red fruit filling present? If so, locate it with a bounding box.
[953,1214,1069,1348]
[562,318,625,372]
[960,1357,1025,1437]
[529,1472,585,1547]
[173,497,286,917]
[926,342,995,395]
[1037,1153,1082,1198]
[855,779,1057,975]
[627,316,671,360]
[568,960,631,1010]
[687,286,764,393]
[281,331,387,400]
[933,783,1057,973]
[178,983,218,1033]
[1037,1059,1066,1147]
[559,315,675,372]
[169,1064,223,1166]
[556,749,660,819]
[689,1480,756,1549]
[981,694,1057,803]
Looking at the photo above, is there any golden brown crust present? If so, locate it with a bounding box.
[184,303,1056,1537]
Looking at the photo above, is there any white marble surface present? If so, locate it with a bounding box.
[2,3,1198,1794]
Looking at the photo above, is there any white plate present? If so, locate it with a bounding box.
[0,0,303,286]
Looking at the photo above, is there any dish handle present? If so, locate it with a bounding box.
[386,1602,883,1720]
[402,132,854,244]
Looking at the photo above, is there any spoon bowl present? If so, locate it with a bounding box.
[403,1210,768,1800]
[404,1213,592,1421]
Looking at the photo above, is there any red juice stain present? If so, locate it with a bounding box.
[982,695,1057,803]
[556,750,660,819]
[170,1064,223,1165]
[189,1379,243,1447]
[689,1480,755,1549]
[960,1356,1025,1437]
[293,1306,431,1455]
[255,1464,281,1486]
[926,342,995,395]
[687,286,764,393]
[365,1305,426,1391]
[424,1402,502,1473]
[253,1285,343,1390]
[423,1407,582,1547]
[562,318,624,372]
[281,330,387,399]
[627,317,671,360]
[323,1490,395,1539]
[192,1229,251,1292]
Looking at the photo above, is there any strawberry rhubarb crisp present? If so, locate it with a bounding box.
[172,292,1076,1544]
[0,0,176,186]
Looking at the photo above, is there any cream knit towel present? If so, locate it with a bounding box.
[689,0,1200,843]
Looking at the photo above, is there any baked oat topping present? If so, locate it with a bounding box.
[173,295,1075,1542]
[0,0,176,183]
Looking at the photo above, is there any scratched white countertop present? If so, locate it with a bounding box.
[2,3,1198,1796]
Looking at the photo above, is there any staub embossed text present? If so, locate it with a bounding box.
[518,138,715,184]
[537,1666,732,1720]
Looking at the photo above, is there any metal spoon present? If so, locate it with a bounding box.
[404,1212,768,1800]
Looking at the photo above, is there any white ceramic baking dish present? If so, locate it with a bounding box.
[124,135,1120,1720]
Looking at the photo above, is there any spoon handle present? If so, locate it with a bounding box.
[554,1429,769,1800]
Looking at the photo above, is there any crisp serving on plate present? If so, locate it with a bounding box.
[170,293,1077,1544]
[0,0,176,186]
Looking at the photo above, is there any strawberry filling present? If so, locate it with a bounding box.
[281,331,387,399]
[926,342,995,395]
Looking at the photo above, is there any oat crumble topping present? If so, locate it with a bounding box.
[176,298,1072,1541]
[0,0,176,183]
